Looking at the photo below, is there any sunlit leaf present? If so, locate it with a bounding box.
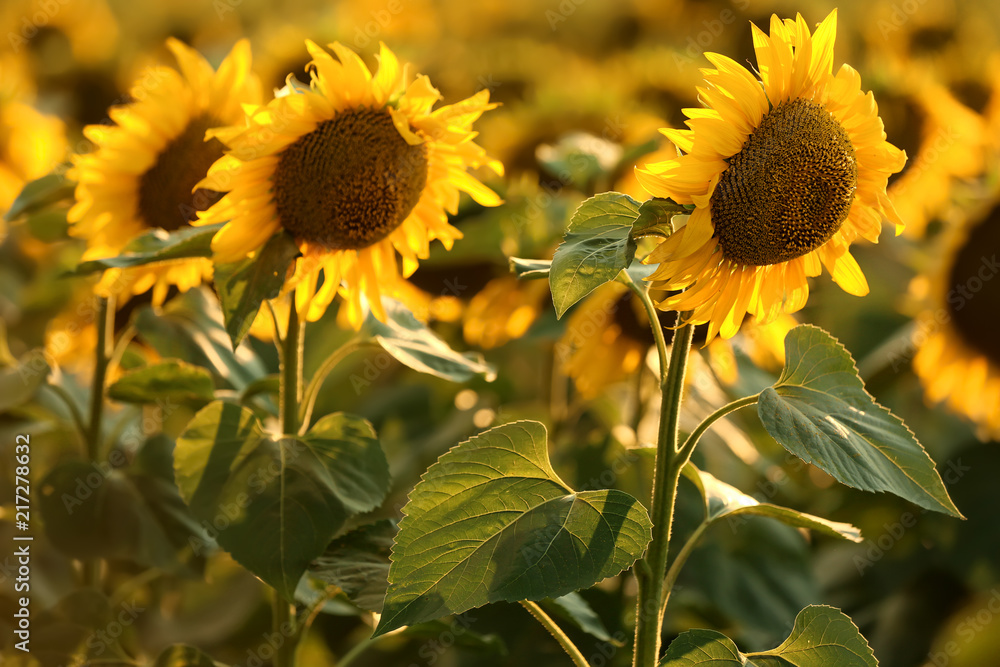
[363,298,496,383]
[509,257,552,280]
[108,359,215,405]
[549,192,641,317]
[374,421,651,636]
[174,401,390,600]
[759,325,962,517]
[681,464,862,542]
[70,223,225,276]
[4,172,74,221]
[214,231,300,348]
[660,605,877,666]
[631,198,685,240]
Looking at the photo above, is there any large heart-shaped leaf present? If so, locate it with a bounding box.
[549,192,641,317]
[362,298,496,383]
[660,605,876,666]
[214,231,300,348]
[681,464,862,542]
[374,421,651,637]
[70,223,224,276]
[174,401,390,600]
[759,325,961,517]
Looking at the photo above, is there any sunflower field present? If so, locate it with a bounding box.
[2,0,1000,665]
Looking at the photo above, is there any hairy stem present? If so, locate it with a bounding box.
[520,600,589,667]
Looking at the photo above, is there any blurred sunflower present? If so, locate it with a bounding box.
[912,201,1000,440]
[68,39,261,307]
[637,10,905,342]
[197,41,502,328]
[463,276,550,349]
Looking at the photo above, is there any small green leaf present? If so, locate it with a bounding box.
[401,619,508,656]
[108,359,215,405]
[374,421,651,637]
[549,192,641,318]
[4,172,74,221]
[70,223,225,276]
[681,464,862,542]
[174,402,390,600]
[309,519,396,612]
[0,350,48,411]
[759,325,962,517]
[363,298,496,383]
[214,231,301,348]
[153,644,226,667]
[631,198,686,240]
[509,257,552,280]
[547,592,620,644]
[660,605,877,666]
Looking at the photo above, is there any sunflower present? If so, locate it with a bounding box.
[637,10,906,342]
[463,276,550,350]
[912,200,1000,440]
[196,41,502,328]
[68,39,261,307]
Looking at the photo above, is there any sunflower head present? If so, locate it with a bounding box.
[637,10,906,342]
[67,39,261,306]
[197,41,503,328]
[913,201,1000,440]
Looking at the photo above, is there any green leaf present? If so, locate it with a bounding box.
[509,257,552,280]
[0,350,48,411]
[153,644,227,667]
[363,298,496,383]
[309,519,396,612]
[174,401,390,600]
[681,464,862,542]
[660,605,877,666]
[4,172,74,221]
[547,592,620,644]
[549,192,641,318]
[133,288,267,391]
[39,460,194,568]
[759,325,962,517]
[631,198,686,240]
[401,618,508,656]
[374,421,651,637]
[214,231,300,348]
[69,223,225,276]
[108,359,215,405]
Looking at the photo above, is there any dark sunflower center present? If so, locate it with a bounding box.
[710,98,858,266]
[946,208,1000,366]
[272,107,429,250]
[137,115,226,232]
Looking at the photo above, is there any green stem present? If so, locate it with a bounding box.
[298,336,367,434]
[628,279,694,667]
[520,601,589,667]
[660,521,710,614]
[42,382,88,448]
[82,295,114,589]
[274,299,304,667]
[677,394,759,462]
[336,633,378,667]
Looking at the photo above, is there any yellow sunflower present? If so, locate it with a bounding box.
[196,41,502,328]
[912,200,1000,440]
[68,38,261,307]
[463,276,550,350]
[637,10,906,342]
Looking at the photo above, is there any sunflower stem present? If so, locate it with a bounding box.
[274,298,304,667]
[298,335,369,434]
[520,601,590,667]
[82,295,114,589]
[630,284,694,667]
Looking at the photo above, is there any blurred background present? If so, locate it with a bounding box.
[2,0,1000,666]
